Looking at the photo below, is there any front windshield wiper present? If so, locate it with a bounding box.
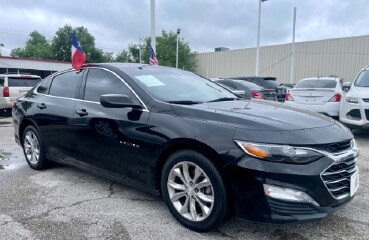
[207,97,238,103]
[166,100,203,105]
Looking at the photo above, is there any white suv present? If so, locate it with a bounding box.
[0,74,41,116]
[340,67,369,128]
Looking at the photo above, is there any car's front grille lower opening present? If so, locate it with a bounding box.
[365,109,369,121]
[321,156,357,199]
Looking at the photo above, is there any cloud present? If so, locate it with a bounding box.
[0,0,368,56]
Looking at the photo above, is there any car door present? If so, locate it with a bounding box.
[33,70,85,161]
[72,68,150,185]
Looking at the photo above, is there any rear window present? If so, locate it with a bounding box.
[295,79,337,89]
[8,77,41,87]
[264,80,282,88]
[0,77,4,86]
[235,80,263,90]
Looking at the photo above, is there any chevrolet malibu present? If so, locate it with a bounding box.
[12,63,359,232]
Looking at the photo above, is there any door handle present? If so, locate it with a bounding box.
[75,109,88,116]
[37,103,46,109]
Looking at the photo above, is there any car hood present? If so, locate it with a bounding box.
[351,86,369,97]
[170,99,335,131]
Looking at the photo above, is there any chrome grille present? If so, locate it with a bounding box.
[362,98,369,102]
[308,140,352,153]
[321,156,357,199]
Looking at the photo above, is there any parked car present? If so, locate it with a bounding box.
[0,74,41,116]
[13,63,358,232]
[340,67,369,128]
[230,76,286,101]
[284,77,343,118]
[214,79,277,100]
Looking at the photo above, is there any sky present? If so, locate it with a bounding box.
[0,0,369,56]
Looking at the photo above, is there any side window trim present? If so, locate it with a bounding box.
[82,67,148,110]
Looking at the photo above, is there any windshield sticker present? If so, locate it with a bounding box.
[136,75,165,87]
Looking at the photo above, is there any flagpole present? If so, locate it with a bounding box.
[151,0,156,53]
[290,7,297,84]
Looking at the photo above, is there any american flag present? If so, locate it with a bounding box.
[149,46,159,65]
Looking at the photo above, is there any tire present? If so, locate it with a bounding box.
[161,150,228,232]
[22,125,48,170]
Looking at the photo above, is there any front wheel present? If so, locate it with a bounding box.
[22,125,48,170]
[161,150,229,232]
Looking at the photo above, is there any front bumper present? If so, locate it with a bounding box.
[340,100,369,128]
[225,145,358,224]
[0,97,12,110]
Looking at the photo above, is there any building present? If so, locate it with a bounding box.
[0,56,70,78]
[195,35,369,83]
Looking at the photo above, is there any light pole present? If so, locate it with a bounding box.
[290,7,297,84]
[138,35,142,63]
[255,0,268,76]
[151,0,156,52]
[176,28,181,68]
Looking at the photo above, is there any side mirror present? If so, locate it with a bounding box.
[342,82,351,92]
[100,94,143,109]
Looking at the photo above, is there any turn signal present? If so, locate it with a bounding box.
[239,143,269,158]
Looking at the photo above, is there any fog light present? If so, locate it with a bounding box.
[263,184,320,207]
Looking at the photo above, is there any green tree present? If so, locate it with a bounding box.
[141,30,197,71]
[10,31,53,59]
[51,24,106,63]
[116,43,140,63]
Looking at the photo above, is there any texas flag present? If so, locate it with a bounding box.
[71,31,86,70]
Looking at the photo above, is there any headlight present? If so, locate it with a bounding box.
[345,95,358,103]
[235,141,323,164]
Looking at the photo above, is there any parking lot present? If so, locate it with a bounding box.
[0,114,368,240]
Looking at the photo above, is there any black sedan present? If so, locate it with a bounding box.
[214,79,277,101]
[231,76,287,101]
[12,63,359,232]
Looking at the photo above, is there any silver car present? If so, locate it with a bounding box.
[284,77,343,118]
[0,74,41,116]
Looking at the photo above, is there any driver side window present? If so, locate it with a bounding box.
[83,68,134,103]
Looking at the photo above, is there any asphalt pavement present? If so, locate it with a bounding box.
[0,114,368,240]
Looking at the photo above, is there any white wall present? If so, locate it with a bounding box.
[195,35,369,83]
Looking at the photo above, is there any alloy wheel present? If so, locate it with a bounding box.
[24,131,40,164]
[167,161,214,222]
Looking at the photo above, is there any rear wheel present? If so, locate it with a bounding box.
[22,125,48,170]
[161,150,228,232]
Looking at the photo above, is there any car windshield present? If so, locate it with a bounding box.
[125,67,236,103]
[355,70,369,87]
[295,79,337,88]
